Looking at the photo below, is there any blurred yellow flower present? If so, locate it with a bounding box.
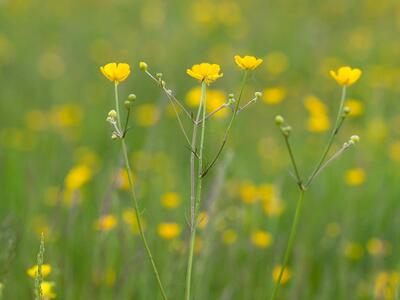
[389,141,400,162]
[374,271,400,300]
[161,192,181,209]
[234,55,263,70]
[197,212,209,229]
[51,104,83,128]
[344,168,366,186]
[263,196,285,216]
[239,182,259,204]
[41,281,56,299]
[265,52,288,75]
[65,164,92,191]
[330,66,362,86]
[222,229,237,245]
[157,222,181,240]
[186,87,227,118]
[27,264,52,278]
[187,63,223,84]
[105,268,116,287]
[100,62,131,83]
[307,115,330,132]
[115,169,130,190]
[367,238,390,257]
[304,95,330,132]
[134,104,160,127]
[344,242,364,261]
[325,222,341,238]
[95,214,118,232]
[346,99,364,117]
[272,265,291,285]
[262,87,286,105]
[251,230,272,248]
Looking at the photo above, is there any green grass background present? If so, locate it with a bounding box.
[1,0,400,299]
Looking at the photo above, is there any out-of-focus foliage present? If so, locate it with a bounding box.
[1,0,400,299]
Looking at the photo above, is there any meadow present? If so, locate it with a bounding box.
[1,0,400,299]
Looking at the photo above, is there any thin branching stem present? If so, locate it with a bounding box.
[283,135,303,189]
[145,70,194,121]
[237,96,257,113]
[306,86,347,187]
[185,81,207,300]
[144,70,193,148]
[270,189,305,300]
[197,103,229,124]
[114,83,168,300]
[201,71,248,178]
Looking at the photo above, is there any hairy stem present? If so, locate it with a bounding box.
[114,83,168,300]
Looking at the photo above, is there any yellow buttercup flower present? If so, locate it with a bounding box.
[234,55,263,70]
[186,63,223,85]
[329,66,362,86]
[27,264,52,278]
[100,62,131,83]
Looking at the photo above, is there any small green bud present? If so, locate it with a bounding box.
[350,135,360,143]
[124,100,131,109]
[156,73,163,79]
[139,61,148,71]
[228,93,235,99]
[275,115,284,126]
[128,94,136,102]
[111,132,118,140]
[254,91,262,98]
[108,110,117,118]
[161,80,166,88]
[343,106,351,115]
[282,125,292,136]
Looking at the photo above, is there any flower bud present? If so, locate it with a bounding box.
[156,73,163,79]
[350,135,360,143]
[343,106,351,116]
[128,94,136,102]
[108,110,117,118]
[124,100,131,109]
[111,132,118,140]
[254,91,262,98]
[228,93,235,99]
[282,125,292,136]
[139,61,148,71]
[275,115,284,126]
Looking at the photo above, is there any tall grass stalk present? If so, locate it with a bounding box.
[114,82,168,300]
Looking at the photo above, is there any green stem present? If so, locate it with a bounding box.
[283,135,303,188]
[185,81,207,300]
[114,83,168,300]
[306,86,347,187]
[201,71,248,178]
[270,190,305,300]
